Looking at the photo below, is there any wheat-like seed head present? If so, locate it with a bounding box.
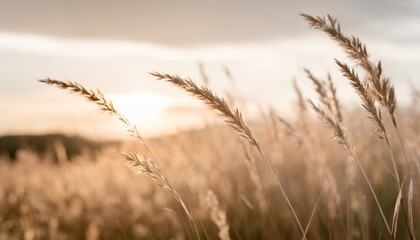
[301,14,397,125]
[205,190,231,240]
[123,153,176,196]
[39,78,142,141]
[151,72,307,236]
[335,60,387,139]
[308,100,349,148]
[304,69,344,129]
[326,72,343,123]
[304,68,332,112]
[150,72,259,149]
[39,78,193,221]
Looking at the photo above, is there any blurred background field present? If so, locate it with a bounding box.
[1,98,420,239]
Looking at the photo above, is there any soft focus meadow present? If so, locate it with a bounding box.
[1,14,420,240]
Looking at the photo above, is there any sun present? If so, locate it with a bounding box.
[110,92,170,128]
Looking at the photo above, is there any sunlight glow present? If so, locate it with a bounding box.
[110,92,171,129]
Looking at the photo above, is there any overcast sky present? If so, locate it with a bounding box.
[1,0,419,139]
[1,0,420,45]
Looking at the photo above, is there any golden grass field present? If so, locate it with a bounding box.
[1,14,419,240]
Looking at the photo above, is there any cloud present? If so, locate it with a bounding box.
[0,32,251,61]
[1,0,419,46]
[1,1,419,138]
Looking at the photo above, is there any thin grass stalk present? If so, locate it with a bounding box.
[198,62,209,87]
[389,87,415,240]
[302,13,403,183]
[334,60,408,236]
[407,179,415,239]
[151,72,307,239]
[238,140,268,211]
[304,68,332,113]
[303,14,411,196]
[309,101,392,234]
[301,190,324,240]
[223,66,235,86]
[257,148,307,239]
[327,72,343,123]
[293,79,310,135]
[335,61,401,186]
[350,144,392,234]
[303,12,405,188]
[393,153,416,240]
[395,126,409,164]
[39,78,194,223]
[293,78,308,116]
[301,13,397,120]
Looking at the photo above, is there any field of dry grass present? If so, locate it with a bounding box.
[1,14,419,240]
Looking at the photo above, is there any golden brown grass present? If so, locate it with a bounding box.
[302,13,415,239]
[39,79,193,222]
[204,190,230,240]
[1,107,419,239]
[150,71,307,238]
[0,13,418,240]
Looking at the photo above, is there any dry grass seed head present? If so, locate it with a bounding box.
[326,72,343,123]
[205,190,231,240]
[123,153,175,195]
[150,72,259,149]
[301,14,397,124]
[304,68,331,112]
[39,79,142,141]
[39,78,193,221]
[308,100,349,149]
[334,60,386,139]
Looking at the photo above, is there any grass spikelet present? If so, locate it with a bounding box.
[301,13,397,126]
[38,78,193,221]
[307,84,392,235]
[151,71,307,238]
[39,79,142,141]
[302,14,417,235]
[123,153,174,195]
[205,190,231,240]
[308,100,348,147]
[150,72,258,149]
[326,72,343,123]
[123,153,193,220]
[334,60,387,139]
[304,69,332,112]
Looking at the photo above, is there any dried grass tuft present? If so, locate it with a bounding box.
[205,190,231,240]
[301,13,397,125]
[151,71,307,238]
[39,78,193,220]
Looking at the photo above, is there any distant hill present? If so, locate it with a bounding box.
[0,134,115,161]
[0,126,228,162]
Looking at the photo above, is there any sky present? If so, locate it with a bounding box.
[1,0,420,140]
